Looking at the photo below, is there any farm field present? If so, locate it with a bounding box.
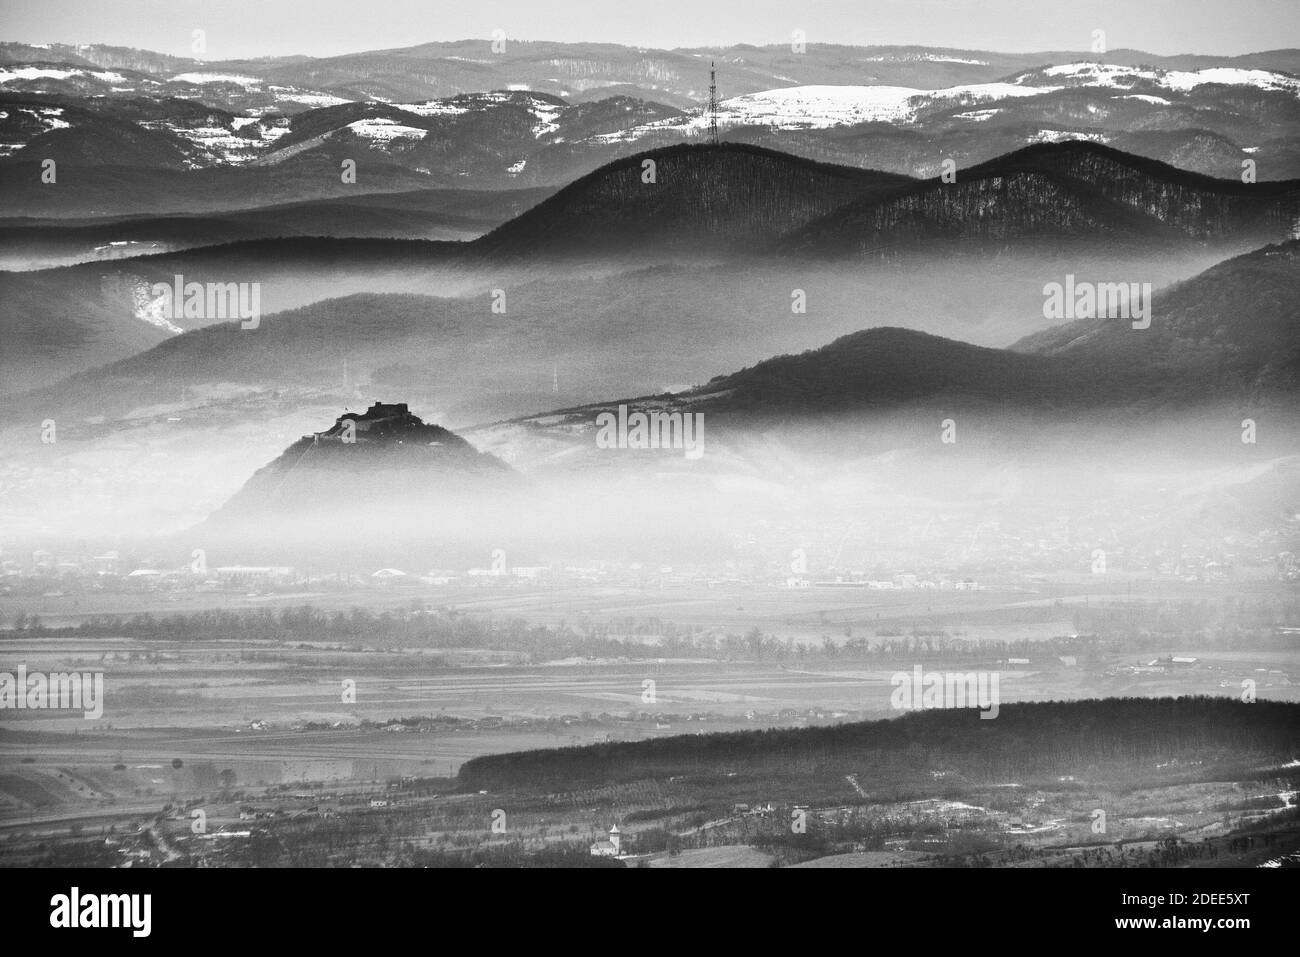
[1,581,1295,866]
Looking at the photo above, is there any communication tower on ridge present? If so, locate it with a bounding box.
[708,61,719,145]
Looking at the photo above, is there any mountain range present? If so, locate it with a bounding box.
[1,40,1298,561]
[467,240,1300,450]
[3,139,1295,396]
[172,239,1299,568]
[3,41,1299,220]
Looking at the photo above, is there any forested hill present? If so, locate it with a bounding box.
[458,697,1298,791]
[692,326,1084,413]
[963,140,1300,233]
[785,140,1300,255]
[1011,240,1300,397]
[472,142,915,258]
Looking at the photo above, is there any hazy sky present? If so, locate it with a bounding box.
[7,0,1298,59]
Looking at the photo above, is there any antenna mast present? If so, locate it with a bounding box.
[708,61,719,145]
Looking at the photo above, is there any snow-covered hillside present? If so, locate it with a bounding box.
[3,46,1298,183]
[1026,62,1300,95]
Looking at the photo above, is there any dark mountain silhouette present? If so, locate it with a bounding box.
[4,232,1278,424]
[0,156,444,219]
[1108,129,1259,179]
[0,237,472,394]
[693,327,1085,413]
[194,402,518,566]
[469,141,1300,261]
[483,241,1299,442]
[963,141,1300,236]
[786,141,1300,255]
[787,169,1184,254]
[1013,240,1300,395]
[0,184,553,269]
[207,401,511,514]
[683,239,1300,413]
[0,93,199,169]
[472,142,916,258]
[5,143,1291,402]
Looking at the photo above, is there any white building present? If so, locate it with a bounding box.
[589,824,621,857]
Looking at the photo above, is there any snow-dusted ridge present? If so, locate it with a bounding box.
[0,66,127,83]
[1029,62,1300,96]
[346,117,427,142]
[594,81,1063,139]
[170,72,262,87]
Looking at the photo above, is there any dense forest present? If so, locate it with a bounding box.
[474,142,914,258]
[458,697,1299,791]
[789,140,1300,255]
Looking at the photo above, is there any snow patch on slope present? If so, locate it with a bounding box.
[0,66,125,83]
[395,100,470,116]
[346,117,427,142]
[1035,62,1300,96]
[270,87,350,107]
[596,81,1062,138]
[1030,129,1109,144]
[171,73,261,87]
